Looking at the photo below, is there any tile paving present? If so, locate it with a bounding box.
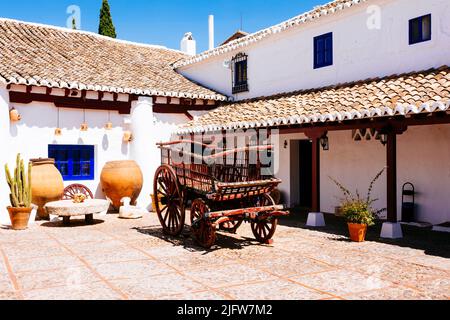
[0,212,449,300]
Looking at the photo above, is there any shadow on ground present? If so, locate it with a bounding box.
[281,209,450,258]
[134,225,267,254]
[40,219,105,228]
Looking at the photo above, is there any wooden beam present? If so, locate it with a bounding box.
[153,104,217,114]
[278,113,450,134]
[184,111,194,121]
[9,91,132,114]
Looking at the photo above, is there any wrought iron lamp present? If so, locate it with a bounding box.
[380,133,388,146]
[320,135,329,151]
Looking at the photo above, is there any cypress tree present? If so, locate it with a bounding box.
[98,0,117,38]
[72,17,77,30]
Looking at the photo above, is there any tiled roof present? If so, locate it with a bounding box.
[174,0,369,69]
[0,18,227,101]
[177,66,450,134]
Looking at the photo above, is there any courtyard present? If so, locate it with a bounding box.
[0,212,448,300]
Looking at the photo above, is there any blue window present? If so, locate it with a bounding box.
[314,32,333,69]
[409,14,431,45]
[48,145,95,181]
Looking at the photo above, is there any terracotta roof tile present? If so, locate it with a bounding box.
[178,66,450,134]
[0,19,227,101]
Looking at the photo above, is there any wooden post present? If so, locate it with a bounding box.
[311,136,321,213]
[305,129,327,213]
[386,130,397,223]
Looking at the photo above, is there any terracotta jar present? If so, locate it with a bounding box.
[100,160,143,211]
[7,207,32,230]
[30,158,64,220]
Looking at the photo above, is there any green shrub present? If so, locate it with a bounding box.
[330,168,386,226]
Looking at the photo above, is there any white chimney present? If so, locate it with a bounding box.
[180,32,196,56]
[208,15,215,50]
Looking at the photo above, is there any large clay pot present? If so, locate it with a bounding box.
[30,158,64,220]
[7,207,32,230]
[100,161,143,211]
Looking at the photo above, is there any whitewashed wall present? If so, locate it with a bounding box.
[277,124,450,225]
[178,0,450,100]
[0,85,193,224]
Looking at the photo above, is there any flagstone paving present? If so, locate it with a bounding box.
[0,213,449,300]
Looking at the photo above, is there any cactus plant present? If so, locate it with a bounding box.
[5,154,32,208]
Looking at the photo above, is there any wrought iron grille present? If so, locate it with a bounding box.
[232,53,249,94]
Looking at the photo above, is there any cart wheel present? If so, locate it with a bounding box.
[153,165,185,236]
[190,199,216,249]
[251,194,278,244]
[219,220,243,233]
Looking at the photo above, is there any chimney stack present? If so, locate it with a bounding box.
[208,15,215,50]
[180,32,196,56]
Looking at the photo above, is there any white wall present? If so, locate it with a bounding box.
[130,97,189,210]
[178,0,450,100]
[278,124,450,225]
[0,87,193,223]
[0,86,11,224]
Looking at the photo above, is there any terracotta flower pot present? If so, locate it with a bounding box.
[100,160,143,211]
[30,158,64,220]
[7,207,32,230]
[348,223,368,242]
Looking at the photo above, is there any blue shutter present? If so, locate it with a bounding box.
[409,14,431,45]
[314,32,333,69]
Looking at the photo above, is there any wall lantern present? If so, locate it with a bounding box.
[380,133,388,146]
[9,108,21,122]
[320,135,329,151]
[284,140,288,149]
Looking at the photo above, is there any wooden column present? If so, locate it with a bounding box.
[311,136,321,212]
[386,130,398,223]
[305,129,327,213]
[384,123,407,223]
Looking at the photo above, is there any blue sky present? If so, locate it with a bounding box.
[0,0,326,52]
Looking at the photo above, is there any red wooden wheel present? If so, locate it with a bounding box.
[251,194,278,244]
[62,184,94,200]
[219,219,243,233]
[153,165,185,236]
[190,199,216,249]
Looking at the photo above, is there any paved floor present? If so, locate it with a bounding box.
[0,212,449,300]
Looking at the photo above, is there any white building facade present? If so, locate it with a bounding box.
[175,0,450,226]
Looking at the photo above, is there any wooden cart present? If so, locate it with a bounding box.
[153,140,288,248]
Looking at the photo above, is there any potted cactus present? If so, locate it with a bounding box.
[5,154,33,230]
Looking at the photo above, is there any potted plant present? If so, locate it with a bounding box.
[330,168,386,242]
[5,154,33,230]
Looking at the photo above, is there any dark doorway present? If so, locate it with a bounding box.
[299,140,312,208]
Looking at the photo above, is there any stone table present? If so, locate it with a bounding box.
[45,199,110,225]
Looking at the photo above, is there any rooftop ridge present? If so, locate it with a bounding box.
[0,17,184,54]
